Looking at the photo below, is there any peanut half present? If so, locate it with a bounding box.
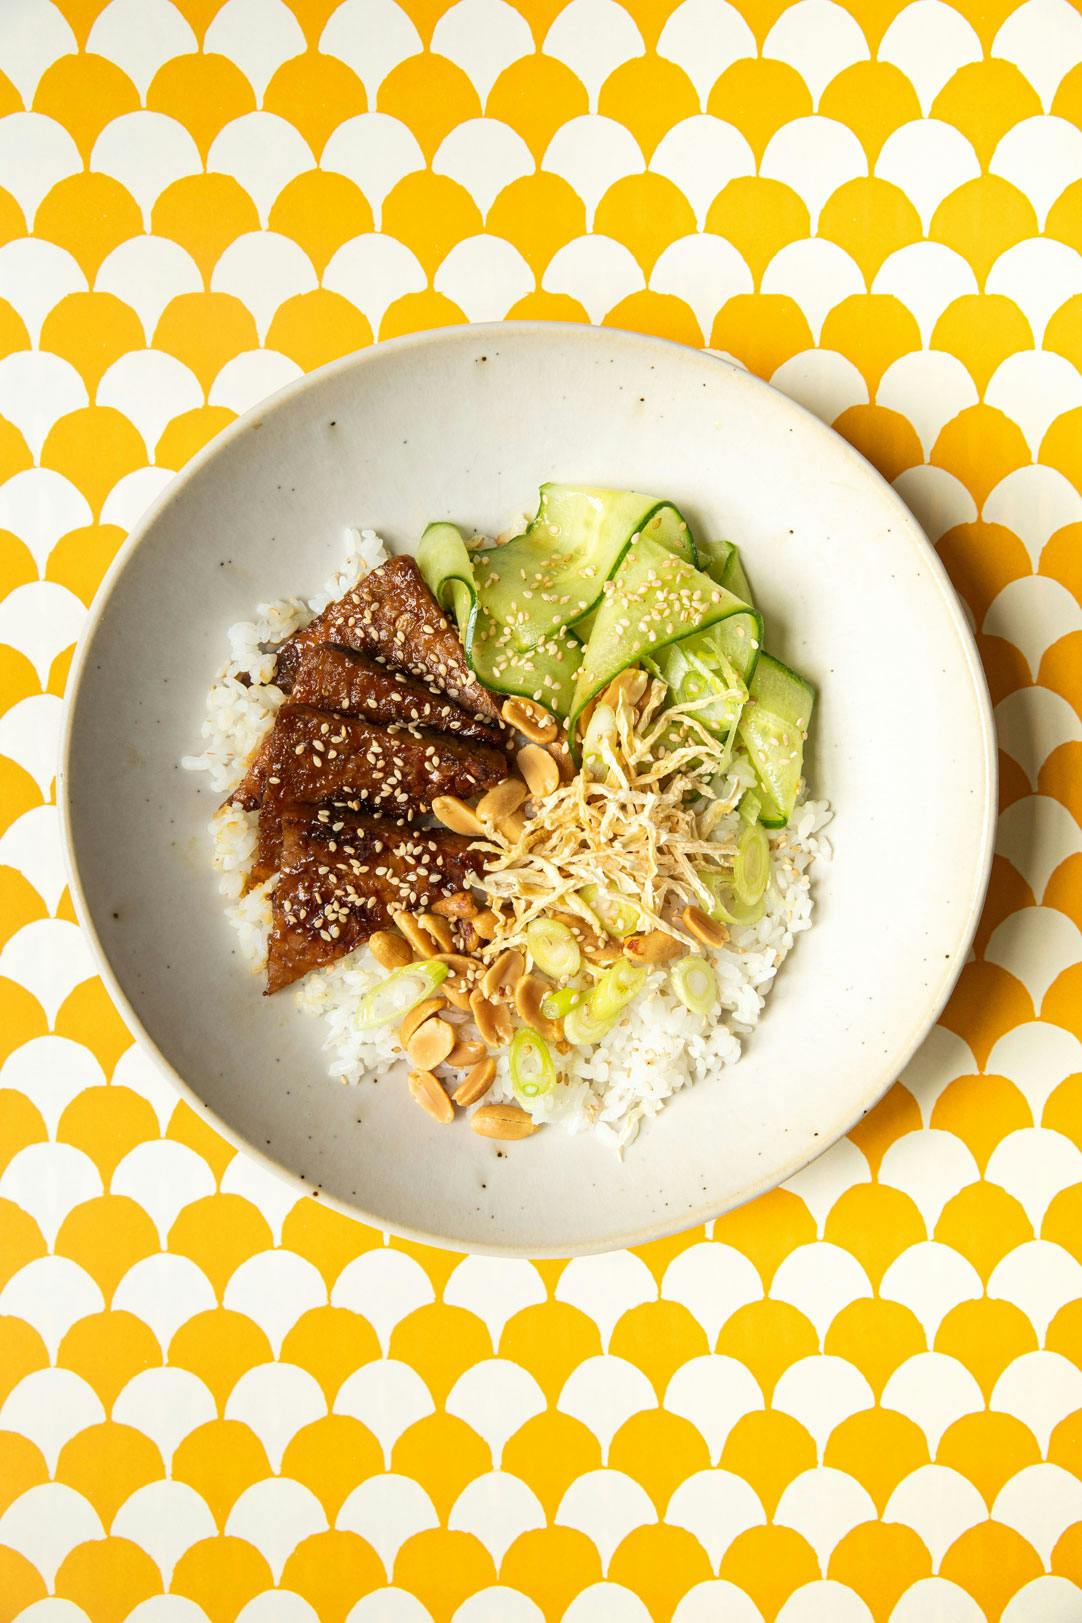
[399,996,446,1047]
[470,989,512,1047]
[432,794,485,837]
[452,1057,496,1107]
[409,1069,454,1125]
[680,904,730,949]
[481,948,524,1002]
[392,911,441,959]
[517,743,560,799]
[405,1015,456,1070]
[624,929,686,966]
[471,1103,537,1140]
[501,696,558,744]
[370,929,412,970]
[477,777,528,825]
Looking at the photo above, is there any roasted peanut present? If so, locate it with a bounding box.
[370,929,412,970]
[418,911,455,953]
[431,890,478,920]
[447,1037,487,1069]
[501,696,558,744]
[471,1103,537,1140]
[515,973,559,1039]
[497,808,526,843]
[392,911,441,958]
[470,989,513,1047]
[399,997,446,1046]
[477,777,528,825]
[471,909,500,941]
[408,1069,454,1124]
[624,929,686,966]
[405,1015,456,1070]
[431,794,485,836]
[452,1056,496,1106]
[680,904,729,949]
[517,744,560,799]
[481,948,524,1001]
[603,668,649,709]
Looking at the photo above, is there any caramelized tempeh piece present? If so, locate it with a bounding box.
[267,810,482,992]
[250,704,504,883]
[273,555,501,720]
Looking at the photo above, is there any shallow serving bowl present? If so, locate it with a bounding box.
[61,323,995,1256]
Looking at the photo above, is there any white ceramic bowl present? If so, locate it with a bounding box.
[61,324,995,1255]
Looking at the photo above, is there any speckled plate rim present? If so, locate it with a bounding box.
[58,321,997,1257]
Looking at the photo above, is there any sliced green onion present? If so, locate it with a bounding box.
[670,955,717,1017]
[356,961,448,1029]
[527,917,581,979]
[541,986,583,1022]
[582,702,617,779]
[739,790,762,824]
[563,999,615,1047]
[695,867,766,928]
[733,823,770,906]
[509,1026,557,1099]
[590,959,648,1022]
[578,882,641,939]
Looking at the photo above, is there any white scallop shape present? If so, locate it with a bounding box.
[984,466,1082,565]
[763,0,869,105]
[997,687,1081,787]
[776,1582,874,1623]
[649,233,752,344]
[446,1359,546,1463]
[657,0,757,104]
[665,1469,765,1569]
[87,0,197,96]
[95,237,197,345]
[892,466,977,543]
[453,1590,545,1623]
[226,1477,328,1582]
[337,1473,437,1570]
[673,1581,766,1623]
[557,1354,656,1457]
[775,1468,877,1567]
[333,1359,435,1458]
[434,235,534,322]
[770,1242,872,1337]
[0,805,66,913]
[211,232,318,340]
[208,114,314,224]
[884,1464,986,1565]
[90,114,202,222]
[97,351,201,456]
[204,0,307,102]
[773,1358,875,1449]
[0,1368,105,1470]
[1,1036,105,1134]
[322,115,425,222]
[987,352,1082,456]
[0,352,87,461]
[209,350,303,414]
[448,1470,545,1565]
[879,1,981,112]
[323,234,426,333]
[781,1135,871,1229]
[996,796,1080,899]
[989,1242,1082,1340]
[877,351,979,458]
[112,1480,217,1585]
[542,233,645,321]
[992,0,1082,108]
[890,1579,985,1622]
[432,0,534,104]
[113,1367,217,1465]
[218,1152,303,1242]
[0,113,81,222]
[875,236,986,342]
[992,1350,1082,1450]
[346,1595,431,1623]
[0,694,64,796]
[225,1362,327,1470]
[113,1254,217,1353]
[986,238,1082,344]
[0,0,75,100]
[661,1242,763,1346]
[0,1483,103,1589]
[112,1042,186,1129]
[993,1463,1082,1565]
[651,117,755,227]
[0,1144,102,1247]
[986,913,1082,1011]
[237,1598,319,1623]
[879,1129,979,1226]
[555,1250,657,1347]
[101,467,180,530]
[881,1353,984,1451]
[555,1468,656,1569]
[222,1251,327,1354]
[444,1255,546,1345]
[761,117,867,227]
[0,582,86,686]
[15,1600,96,1623]
[107,1141,213,1245]
[986,577,1081,678]
[991,116,1082,228]
[0,237,86,345]
[331,1249,435,1352]
[663,1355,764,1463]
[988,1022,1082,1108]
[875,120,980,231]
[563,1587,654,1623]
[0,466,93,570]
[433,119,533,217]
[761,238,863,340]
[544,0,644,108]
[0,918,96,1024]
[879,1243,982,1338]
[1002,1576,1082,1622]
[319,0,422,100]
[542,117,645,223]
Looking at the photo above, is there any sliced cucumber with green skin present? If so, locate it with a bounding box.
[698,536,754,606]
[738,651,815,828]
[720,545,753,606]
[417,522,478,641]
[473,483,697,651]
[648,632,748,747]
[568,536,762,753]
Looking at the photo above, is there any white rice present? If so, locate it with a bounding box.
[184,528,831,1150]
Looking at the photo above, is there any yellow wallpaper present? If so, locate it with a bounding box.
[1,0,1081,1618]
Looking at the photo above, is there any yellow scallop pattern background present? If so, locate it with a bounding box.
[1,0,1081,1617]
